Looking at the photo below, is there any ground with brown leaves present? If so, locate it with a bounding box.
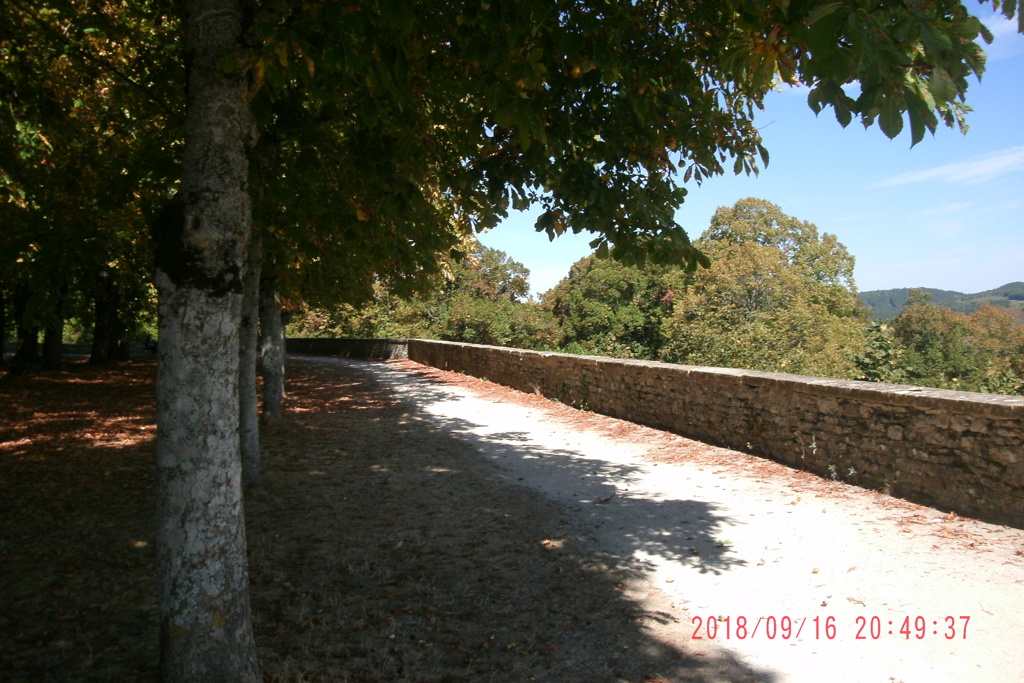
[1,358,765,682]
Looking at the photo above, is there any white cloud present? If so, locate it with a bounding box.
[874,146,1024,187]
[978,11,1024,60]
[981,12,1021,40]
[913,201,973,218]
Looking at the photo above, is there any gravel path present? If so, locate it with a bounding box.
[319,356,1024,683]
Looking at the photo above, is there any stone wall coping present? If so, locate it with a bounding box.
[408,339,1024,420]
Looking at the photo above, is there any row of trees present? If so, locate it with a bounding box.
[0,0,177,369]
[4,0,1021,679]
[299,198,1024,396]
[859,291,1024,394]
[290,235,560,348]
[545,197,865,380]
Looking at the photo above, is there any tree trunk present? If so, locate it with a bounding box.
[41,320,64,371]
[0,288,6,367]
[153,1,260,680]
[90,275,113,363]
[239,226,262,486]
[90,273,128,363]
[13,326,38,366]
[259,274,285,422]
[12,283,39,369]
[41,282,68,371]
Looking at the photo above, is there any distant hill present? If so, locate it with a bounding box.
[858,282,1024,321]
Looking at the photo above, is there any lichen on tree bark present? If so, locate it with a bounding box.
[153,0,260,680]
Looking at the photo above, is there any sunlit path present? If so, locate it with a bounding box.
[313,356,1024,683]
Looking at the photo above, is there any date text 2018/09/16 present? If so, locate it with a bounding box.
[690,616,971,641]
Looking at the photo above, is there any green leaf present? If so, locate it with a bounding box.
[928,68,957,103]
[908,109,925,147]
[494,106,515,130]
[878,94,904,139]
[920,24,953,55]
[833,99,852,128]
[806,2,846,26]
[807,84,825,115]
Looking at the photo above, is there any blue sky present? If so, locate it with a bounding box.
[479,4,1024,298]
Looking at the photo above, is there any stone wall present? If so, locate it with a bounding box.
[286,337,409,360]
[405,339,1024,528]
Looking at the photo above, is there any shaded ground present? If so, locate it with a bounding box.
[1,358,767,682]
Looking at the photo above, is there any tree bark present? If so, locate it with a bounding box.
[12,283,39,369]
[239,226,262,486]
[153,0,260,680]
[90,274,113,363]
[41,319,64,371]
[259,273,285,422]
[90,273,129,363]
[41,282,68,371]
[0,288,6,367]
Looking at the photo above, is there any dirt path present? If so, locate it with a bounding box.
[329,356,1024,683]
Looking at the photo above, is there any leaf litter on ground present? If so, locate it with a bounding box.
[1,358,769,683]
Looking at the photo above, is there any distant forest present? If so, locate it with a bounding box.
[858,282,1024,320]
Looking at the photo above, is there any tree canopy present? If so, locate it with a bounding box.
[292,240,561,349]
[4,0,1022,347]
[887,290,1024,393]
[1,0,181,364]
[545,198,866,377]
[237,0,1021,273]
[543,256,671,359]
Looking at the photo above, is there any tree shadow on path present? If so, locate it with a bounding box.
[355,357,750,575]
[265,357,775,682]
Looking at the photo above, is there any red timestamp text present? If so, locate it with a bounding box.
[690,615,971,641]
[854,615,970,640]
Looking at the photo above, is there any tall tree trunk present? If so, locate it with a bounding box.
[90,274,113,363]
[12,283,39,369]
[90,273,128,363]
[153,1,259,680]
[239,226,262,486]
[0,288,7,368]
[41,320,64,371]
[258,274,285,422]
[41,282,68,371]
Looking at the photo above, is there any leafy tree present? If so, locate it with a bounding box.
[290,284,436,340]
[659,199,865,378]
[425,244,560,348]
[293,241,561,350]
[0,0,181,367]
[437,293,560,348]
[891,291,1024,394]
[543,256,671,358]
[448,245,531,303]
[853,321,909,384]
[967,303,1024,393]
